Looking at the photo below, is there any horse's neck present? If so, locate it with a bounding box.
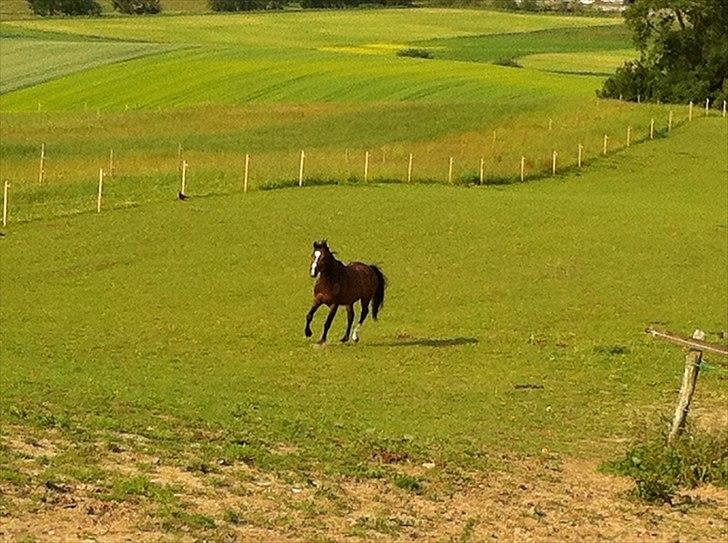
[323,256,346,282]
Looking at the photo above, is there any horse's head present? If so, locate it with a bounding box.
[310,240,330,277]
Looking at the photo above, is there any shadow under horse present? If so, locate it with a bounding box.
[304,240,386,345]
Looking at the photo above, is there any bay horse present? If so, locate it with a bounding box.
[304,240,386,344]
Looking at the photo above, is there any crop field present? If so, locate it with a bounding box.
[0,7,727,542]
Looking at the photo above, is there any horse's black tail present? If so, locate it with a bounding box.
[371,265,386,321]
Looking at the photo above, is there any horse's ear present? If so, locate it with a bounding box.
[313,241,320,249]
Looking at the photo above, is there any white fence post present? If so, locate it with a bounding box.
[298,150,305,187]
[244,153,250,193]
[2,181,8,227]
[97,169,104,213]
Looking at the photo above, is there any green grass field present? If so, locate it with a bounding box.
[1,6,726,541]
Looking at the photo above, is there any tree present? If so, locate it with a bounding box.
[111,0,161,14]
[599,0,728,104]
[28,0,102,15]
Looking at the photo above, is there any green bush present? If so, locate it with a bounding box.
[608,427,728,504]
[27,0,102,15]
[208,0,269,11]
[396,48,434,60]
[111,0,161,14]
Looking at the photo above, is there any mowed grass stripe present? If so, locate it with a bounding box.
[0,38,182,94]
[1,120,725,470]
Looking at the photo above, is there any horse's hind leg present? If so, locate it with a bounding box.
[340,305,355,343]
[352,299,370,343]
[319,304,338,344]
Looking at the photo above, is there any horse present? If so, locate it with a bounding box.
[304,240,386,345]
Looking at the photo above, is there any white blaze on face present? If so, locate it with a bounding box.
[311,250,322,277]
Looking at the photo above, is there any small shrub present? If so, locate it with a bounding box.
[208,0,268,11]
[608,427,728,504]
[111,0,161,14]
[492,58,521,68]
[396,48,434,60]
[27,0,102,15]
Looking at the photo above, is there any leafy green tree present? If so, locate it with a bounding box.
[28,0,102,15]
[600,0,728,104]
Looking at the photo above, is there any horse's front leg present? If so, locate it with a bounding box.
[304,300,322,338]
[318,304,338,344]
[341,305,355,343]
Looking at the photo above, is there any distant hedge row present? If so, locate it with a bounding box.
[27,0,410,15]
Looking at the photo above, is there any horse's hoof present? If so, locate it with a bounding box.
[352,336,360,344]
[314,341,327,349]
[340,337,349,343]
[305,328,313,338]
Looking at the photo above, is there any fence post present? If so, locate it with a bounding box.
[448,157,453,184]
[298,150,305,187]
[2,181,8,227]
[705,98,710,115]
[551,151,557,176]
[38,143,45,185]
[180,160,188,196]
[578,144,583,168]
[626,126,631,147]
[723,100,727,118]
[603,134,608,156]
[520,156,525,182]
[689,101,693,121]
[667,349,703,444]
[109,149,114,178]
[479,157,484,185]
[364,151,369,182]
[97,169,104,213]
[668,110,673,132]
[407,153,413,183]
[244,153,250,193]
[650,118,655,139]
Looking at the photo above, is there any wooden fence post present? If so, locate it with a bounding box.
[2,181,8,227]
[668,110,673,132]
[520,156,525,182]
[364,151,369,182]
[689,101,693,121]
[298,150,305,187]
[180,160,188,197]
[650,118,655,140]
[407,153,413,183]
[38,143,45,184]
[723,100,727,118]
[480,157,484,185]
[551,151,557,176]
[578,144,583,168]
[705,98,710,115]
[626,126,631,147]
[667,349,703,444]
[448,157,453,184]
[244,153,250,193]
[603,134,608,156]
[97,169,104,213]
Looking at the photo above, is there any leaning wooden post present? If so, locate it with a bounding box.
[38,143,46,184]
[602,134,609,156]
[478,157,484,184]
[243,153,250,193]
[688,101,693,121]
[407,153,413,183]
[668,110,673,132]
[551,150,557,176]
[520,156,525,182]
[96,169,104,213]
[2,181,8,227]
[298,150,305,187]
[650,118,655,140]
[705,98,710,116]
[577,144,583,168]
[180,160,188,196]
[626,126,631,147]
[667,349,703,444]
[448,157,453,184]
[364,151,369,182]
